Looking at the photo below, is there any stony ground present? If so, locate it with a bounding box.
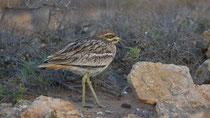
[25,87,157,118]
[1,0,210,118]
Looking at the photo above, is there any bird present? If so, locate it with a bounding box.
[38,29,120,107]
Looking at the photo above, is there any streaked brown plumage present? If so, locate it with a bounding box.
[38,30,120,107]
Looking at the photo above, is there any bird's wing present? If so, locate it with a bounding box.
[45,39,115,67]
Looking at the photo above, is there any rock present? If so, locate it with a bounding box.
[0,103,12,111]
[156,101,210,118]
[127,62,210,118]
[155,84,210,118]
[96,111,104,115]
[105,110,111,114]
[201,29,210,45]
[190,111,210,118]
[0,100,31,118]
[15,99,31,111]
[194,59,210,84]
[124,114,141,118]
[20,95,79,118]
[141,110,153,115]
[207,45,210,59]
[0,103,17,118]
[201,29,210,58]
[127,62,195,105]
[196,85,210,102]
[121,103,132,109]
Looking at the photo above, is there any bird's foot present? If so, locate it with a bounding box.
[97,103,106,108]
[82,103,93,108]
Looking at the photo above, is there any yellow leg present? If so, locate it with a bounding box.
[87,77,105,108]
[82,72,92,107]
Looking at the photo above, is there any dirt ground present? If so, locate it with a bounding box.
[25,87,157,118]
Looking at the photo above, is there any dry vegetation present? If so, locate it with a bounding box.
[0,0,210,104]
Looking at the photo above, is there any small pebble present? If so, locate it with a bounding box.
[96,111,104,115]
[122,91,128,95]
[121,103,131,109]
[41,44,46,47]
[142,110,153,114]
[121,86,129,95]
[136,108,140,111]
[145,32,148,35]
[105,110,111,114]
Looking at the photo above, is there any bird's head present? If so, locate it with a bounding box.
[97,30,120,44]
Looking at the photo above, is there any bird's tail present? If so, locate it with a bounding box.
[38,63,68,70]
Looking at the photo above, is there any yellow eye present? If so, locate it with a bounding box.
[106,34,114,38]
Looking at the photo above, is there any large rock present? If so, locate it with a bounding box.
[190,111,210,118]
[127,62,210,118]
[127,62,197,105]
[201,29,210,58]
[0,103,18,118]
[0,96,79,118]
[196,85,210,101]
[194,59,210,84]
[156,100,209,118]
[207,45,210,59]
[20,95,79,118]
[0,100,31,118]
[201,29,210,45]
[155,84,210,118]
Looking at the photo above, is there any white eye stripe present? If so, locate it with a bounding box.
[105,33,115,37]
[107,38,112,40]
[106,33,114,35]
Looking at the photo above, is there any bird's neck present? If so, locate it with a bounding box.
[98,38,115,45]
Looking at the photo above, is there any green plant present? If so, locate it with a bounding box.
[0,70,9,78]
[18,59,37,79]
[18,60,50,90]
[128,47,140,62]
[196,18,210,33]
[0,84,6,99]
[34,75,51,89]
[178,17,192,32]
[9,83,26,103]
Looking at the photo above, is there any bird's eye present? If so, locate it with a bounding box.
[106,34,114,38]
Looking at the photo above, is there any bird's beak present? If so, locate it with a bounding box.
[114,37,120,42]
